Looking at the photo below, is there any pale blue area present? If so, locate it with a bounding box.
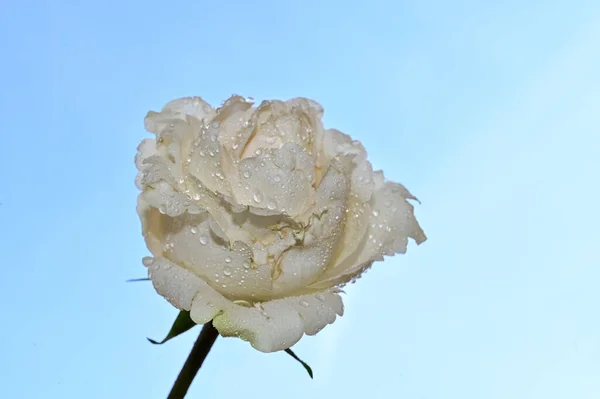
[1,1,599,398]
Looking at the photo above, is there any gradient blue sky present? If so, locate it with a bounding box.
[1,1,599,398]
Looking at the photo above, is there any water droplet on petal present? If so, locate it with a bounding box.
[253,190,263,203]
[315,293,325,302]
[190,226,198,234]
[243,170,251,179]
[273,175,281,183]
[372,209,379,217]
[199,235,209,245]
[243,260,251,269]
[225,256,232,263]
[142,257,154,267]
[266,200,276,210]
[223,267,232,277]
[300,300,309,308]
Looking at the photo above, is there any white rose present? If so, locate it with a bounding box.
[136,95,426,353]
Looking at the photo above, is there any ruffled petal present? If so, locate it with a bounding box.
[239,99,322,159]
[231,143,315,217]
[139,182,203,218]
[145,257,207,310]
[271,161,349,295]
[208,290,344,353]
[310,180,426,289]
[186,121,233,196]
[141,209,274,301]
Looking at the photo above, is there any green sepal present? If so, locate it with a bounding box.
[148,310,197,345]
[285,348,314,378]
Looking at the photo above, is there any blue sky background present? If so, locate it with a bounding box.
[1,1,599,398]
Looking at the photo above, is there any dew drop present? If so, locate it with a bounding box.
[199,235,209,245]
[243,260,251,269]
[158,205,167,214]
[273,175,281,183]
[266,200,276,210]
[243,170,251,179]
[300,300,310,308]
[253,190,263,203]
[372,209,379,217]
[225,256,232,263]
[315,293,325,302]
[223,267,232,277]
[142,257,154,267]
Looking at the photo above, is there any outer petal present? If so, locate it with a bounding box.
[209,290,344,353]
[310,179,426,289]
[140,207,274,301]
[145,97,215,135]
[139,182,203,218]
[145,256,207,310]
[135,139,157,169]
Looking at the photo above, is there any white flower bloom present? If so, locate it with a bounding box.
[136,95,426,352]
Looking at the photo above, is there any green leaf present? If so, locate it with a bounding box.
[126,277,150,282]
[285,348,314,378]
[148,310,197,345]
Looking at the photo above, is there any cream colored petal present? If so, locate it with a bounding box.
[145,257,207,310]
[214,95,255,143]
[146,255,344,353]
[135,139,157,169]
[291,290,344,335]
[310,180,426,289]
[159,96,215,123]
[231,143,315,217]
[211,289,344,353]
[319,128,375,202]
[239,99,321,159]
[136,155,178,189]
[271,162,349,295]
[186,120,233,196]
[189,283,232,324]
[150,211,273,301]
[140,181,203,217]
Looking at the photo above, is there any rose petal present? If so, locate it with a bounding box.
[310,180,426,289]
[209,290,344,353]
[145,257,206,310]
[271,162,349,295]
[145,211,274,301]
[231,143,315,217]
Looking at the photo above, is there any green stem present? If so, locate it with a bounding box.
[167,322,219,399]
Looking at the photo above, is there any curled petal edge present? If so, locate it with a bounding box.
[145,256,344,353]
